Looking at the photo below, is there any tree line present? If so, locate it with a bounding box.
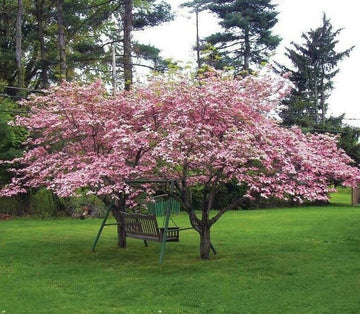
[0,1,356,107]
[1,0,173,93]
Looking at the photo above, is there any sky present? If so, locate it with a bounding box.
[134,0,360,127]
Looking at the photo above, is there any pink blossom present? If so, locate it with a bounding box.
[1,72,359,208]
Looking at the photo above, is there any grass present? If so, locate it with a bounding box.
[1,188,360,313]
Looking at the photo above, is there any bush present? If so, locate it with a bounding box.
[190,181,248,211]
[0,188,64,217]
[61,194,107,218]
[32,189,62,217]
[0,196,24,215]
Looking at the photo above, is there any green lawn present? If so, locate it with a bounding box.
[1,188,360,313]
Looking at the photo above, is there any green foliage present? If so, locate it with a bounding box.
[0,188,108,217]
[337,126,360,166]
[133,0,173,29]
[204,0,281,72]
[61,194,107,218]
[181,0,211,11]
[0,98,28,185]
[0,0,173,91]
[199,43,231,70]
[0,188,63,217]
[0,0,112,89]
[0,1,17,88]
[31,188,61,217]
[0,196,23,215]
[280,14,353,126]
[133,43,170,72]
[190,181,248,210]
[279,14,358,165]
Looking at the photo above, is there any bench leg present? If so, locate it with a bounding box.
[143,240,148,247]
[210,242,217,255]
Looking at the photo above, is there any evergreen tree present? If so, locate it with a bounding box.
[280,14,354,126]
[0,0,173,94]
[113,0,173,90]
[0,0,112,90]
[280,14,359,166]
[181,0,212,69]
[205,0,280,73]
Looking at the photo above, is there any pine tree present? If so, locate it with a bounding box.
[205,0,280,73]
[280,14,354,126]
[280,14,359,166]
[0,0,173,93]
[116,0,173,90]
[181,0,212,69]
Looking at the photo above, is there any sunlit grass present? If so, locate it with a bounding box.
[1,189,359,313]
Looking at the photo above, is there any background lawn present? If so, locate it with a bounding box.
[1,188,360,313]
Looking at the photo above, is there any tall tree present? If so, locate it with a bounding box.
[55,0,66,79]
[34,0,50,89]
[123,0,133,91]
[280,14,354,126]
[181,0,211,69]
[205,0,280,73]
[15,0,23,88]
[113,0,173,90]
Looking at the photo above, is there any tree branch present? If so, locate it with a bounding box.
[209,197,245,227]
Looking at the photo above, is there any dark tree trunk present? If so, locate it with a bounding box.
[35,0,49,88]
[313,65,319,124]
[199,223,211,259]
[110,197,127,248]
[195,8,201,69]
[244,27,250,73]
[16,0,23,88]
[320,65,326,125]
[56,0,66,79]
[112,44,117,95]
[123,0,133,91]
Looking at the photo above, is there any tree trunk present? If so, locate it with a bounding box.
[200,198,212,259]
[112,43,117,95]
[110,197,127,248]
[244,27,250,73]
[313,65,319,124]
[123,0,133,91]
[16,0,23,88]
[35,0,49,88]
[199,223,211,259]
[56,0,67,79]
[195,8,201,69]
[320,65,326,125]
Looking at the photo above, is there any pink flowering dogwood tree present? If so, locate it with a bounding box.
[1,72,360,259]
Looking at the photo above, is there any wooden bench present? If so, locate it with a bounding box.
[120,212,179,246]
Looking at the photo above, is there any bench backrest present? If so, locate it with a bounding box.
[121,212,160,241]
